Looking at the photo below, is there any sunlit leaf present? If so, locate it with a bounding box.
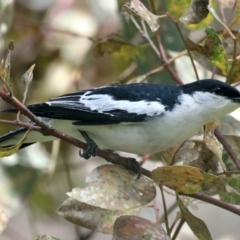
[176,194,213,240]
[186,27,228,72]
[113,215,170,240]
[0,208,8,234]
[180,0,209,24]
[0,131,29,157]
[32,236,60,240]
[67,164,156,210]
[57,198,139,234]
[122,0,161,32]
[92,34,140,61]
[151,165,222,194]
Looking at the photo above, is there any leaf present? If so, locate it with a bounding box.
[204,121,223,163]
[32,236,60,240]
[151,165,221,194]
[0,130,29,157]
[67,164,156,210]
[0,208,8,234]
[57,198,138,234]
[186,27,228,72]
[176,194,213,240]
[180,0,210,24]
[113,215,170,240]
[92,34,140,61]
[122,0,160,32]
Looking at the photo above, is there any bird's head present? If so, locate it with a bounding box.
[180,79,240,120]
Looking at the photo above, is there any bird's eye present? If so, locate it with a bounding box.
[213,86,223,95]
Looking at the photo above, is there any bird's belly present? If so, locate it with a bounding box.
[67,119,201,155]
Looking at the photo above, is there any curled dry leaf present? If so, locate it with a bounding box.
[122,0,160,32]
[57,198,139,234]
[186,27,228,72]
[67,164,156,210]
[204,121,223,165]
[114,215,170,240]
[176,194,213,240]
[151,165,224,194]
[180,0,209,24]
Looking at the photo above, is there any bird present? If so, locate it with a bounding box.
[0,79,240,165]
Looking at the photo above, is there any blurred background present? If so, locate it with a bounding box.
[0,0,240,239]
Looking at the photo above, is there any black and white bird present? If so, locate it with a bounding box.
[0,79,240,160]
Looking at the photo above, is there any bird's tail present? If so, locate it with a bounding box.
[0,127,34,149]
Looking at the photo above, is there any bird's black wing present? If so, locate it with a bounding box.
[3,83,181,125]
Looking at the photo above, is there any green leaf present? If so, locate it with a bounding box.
[186,27,228,72]
[0,131,28,157]
[151,165,224,194]
[176,194,213,240]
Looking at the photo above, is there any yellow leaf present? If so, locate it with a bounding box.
[151,165,219,194]
[0,131,28,157]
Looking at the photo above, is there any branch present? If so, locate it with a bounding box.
[182,192,240,217]
[0,90,151,177]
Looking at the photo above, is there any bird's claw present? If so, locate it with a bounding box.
[124,157,142,179]
[79,131,98,160]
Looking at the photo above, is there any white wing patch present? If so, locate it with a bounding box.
[80,93,165,116]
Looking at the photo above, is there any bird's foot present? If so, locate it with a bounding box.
[79,131,98,159]
[124,157,142,179]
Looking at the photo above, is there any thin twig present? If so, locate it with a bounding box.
[160,185,171,236]
[155,27,184,85]
[171,217,185,240]
[182,192,240,217]
[167,13,200,81]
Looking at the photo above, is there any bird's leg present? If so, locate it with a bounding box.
[79,131,98,159]
[124,157,142,179]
